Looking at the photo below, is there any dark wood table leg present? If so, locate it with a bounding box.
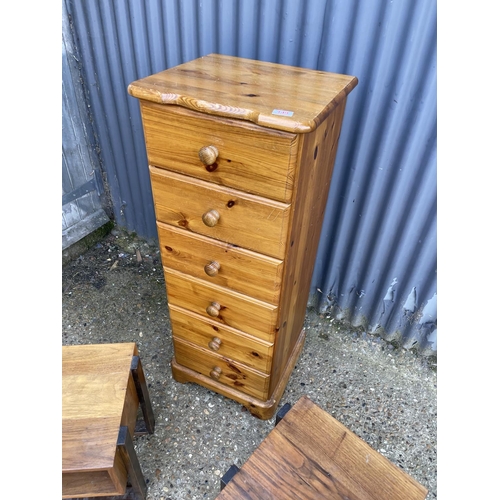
[220,464,240,491]
[131,355,155,435]
[117,426,147,500]
[275,402,291,426]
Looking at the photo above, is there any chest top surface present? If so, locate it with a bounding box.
[128,54,357,133]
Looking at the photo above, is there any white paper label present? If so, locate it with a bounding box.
[272,109,294,117]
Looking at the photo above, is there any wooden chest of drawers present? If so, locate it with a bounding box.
[128,54,357,419]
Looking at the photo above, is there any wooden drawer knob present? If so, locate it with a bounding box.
[206,302,221,317]
[208,337,222,351]
[204,261,220,276]
[202,209,220,227]
[210,366,222,380]
[198,145,219,166]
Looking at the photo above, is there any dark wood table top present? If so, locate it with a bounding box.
[216,395,428,500]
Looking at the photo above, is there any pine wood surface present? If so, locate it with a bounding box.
[150,166,290,259]
[216,395,428,500]
[62,343,139,497]
[267,99,347,396]
[157,222,283,305]
[128,54,358,133]
[130,55,358,418]
[169,304,273,373]
[163,267,277,342]
[140,102,298,202]
[173,337,270,400]
[171,328,306,420]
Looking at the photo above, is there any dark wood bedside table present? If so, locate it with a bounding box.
[217,395,428,499]
[62,343,155,499]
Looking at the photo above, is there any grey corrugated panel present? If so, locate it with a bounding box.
[310,0,437,354]
[67,0,436,354]
[67,0,156,237]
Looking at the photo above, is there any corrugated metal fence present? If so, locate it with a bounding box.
[65,0,437,355]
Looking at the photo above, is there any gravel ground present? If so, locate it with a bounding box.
[62,227,437,499]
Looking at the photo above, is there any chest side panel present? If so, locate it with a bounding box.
[270,101,348,395]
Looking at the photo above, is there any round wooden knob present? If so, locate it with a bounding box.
[210,366,222,380]
[202,209,220,227]
[206,302,221,317]
[198,145,219,166]
[204,261,220,277]
[208,337,222,351]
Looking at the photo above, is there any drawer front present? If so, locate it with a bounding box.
[140,102,298,203]
[169,305,273,373]
[164,268,277,342]
[151,167,290,259]
[157,222,283,305]
[173,337,270,400]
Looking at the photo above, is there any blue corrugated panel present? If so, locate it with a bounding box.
[66,0,437,355]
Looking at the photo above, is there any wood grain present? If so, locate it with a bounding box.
[140,102,298,202]
[164,267,278,342]
[157,222,283,304]
[62,343,139,498]
[268,100,347,396]
[216,396,428,500]
[169,304,273,373]
[128,54,358,133]
[173,337,269,400]
[131,55,358,418]
[171,328,305,419]
[150,166,290,259]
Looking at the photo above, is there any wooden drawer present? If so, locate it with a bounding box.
[140,102,298,203]
[164,268,277,342]
[150,167,290,260]
[173,337,270,400]
[169,304,273,373]
[157,222,283,305]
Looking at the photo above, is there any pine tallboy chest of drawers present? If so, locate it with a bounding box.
[128,54,357,419]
